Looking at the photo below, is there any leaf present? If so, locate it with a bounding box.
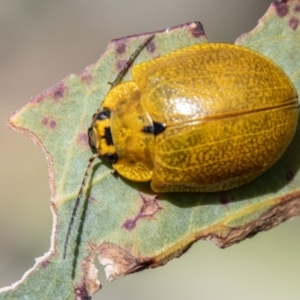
[1,1,300,299]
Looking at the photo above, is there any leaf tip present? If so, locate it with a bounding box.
[188,21,206,38]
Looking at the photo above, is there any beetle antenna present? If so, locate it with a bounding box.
[110,34,154,89]
[63,153,99,259]
[93,35,154,122]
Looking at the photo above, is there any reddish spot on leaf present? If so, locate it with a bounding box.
[42,117,57,129]
[286,170,295,182]
[122,194,162,231]
[89,196,97,203]
[31,81,66,104]
[122,219,136,231]
[289,17,299,30]
[116,59,127,71]
[190,22,205,38]
[116,58,134,78]
[39,260,50,268]
[295,5,300,12]
[116,42,126,54]
[146,40,156,53]
[80,69,93,84]
[50,120,57,129]
[52,82,65,100]
[274,1,289,17]
[77,132,89,147]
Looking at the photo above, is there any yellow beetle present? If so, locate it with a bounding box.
[64,36,298,258]
[89,41,298,193]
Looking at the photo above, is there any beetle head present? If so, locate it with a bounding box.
[88,109,118,163]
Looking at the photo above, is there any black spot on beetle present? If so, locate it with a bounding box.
[142,126,154,133]
[104,127,114,145]
[153,121,166,135]
[142,121,166,135]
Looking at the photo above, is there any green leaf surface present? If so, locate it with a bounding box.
[1,1,300,299]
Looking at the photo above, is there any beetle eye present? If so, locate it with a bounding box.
[88,127,96,151]
[104,153,119,163]
[96,110,111,120]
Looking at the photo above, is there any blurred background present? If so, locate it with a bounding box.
[1,1,300,299]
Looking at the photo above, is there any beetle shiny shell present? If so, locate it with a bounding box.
[89,43,298,192]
